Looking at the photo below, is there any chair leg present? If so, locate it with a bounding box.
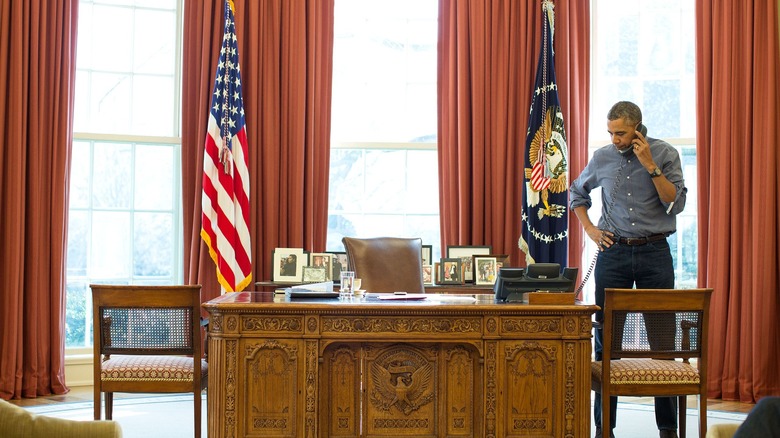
[106,392,114,420]
[602,391,611,438]
[699,394,708,438]
[194,389,201,438]
[679,395,687,438]
[93,388,101,420]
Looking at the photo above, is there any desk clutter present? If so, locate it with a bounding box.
[270,241,579,304]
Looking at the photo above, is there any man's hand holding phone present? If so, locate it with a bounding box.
[632,125,655,170]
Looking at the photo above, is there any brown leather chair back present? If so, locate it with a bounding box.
[341,237,425,293]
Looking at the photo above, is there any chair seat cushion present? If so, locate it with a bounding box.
[101,355,208,382]
[592,359,700,385]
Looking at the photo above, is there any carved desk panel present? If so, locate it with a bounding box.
[203,292,597,438]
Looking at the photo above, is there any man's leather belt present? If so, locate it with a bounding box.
[616,233,668,246]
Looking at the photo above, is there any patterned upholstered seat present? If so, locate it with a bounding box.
[592,288,713,438]
[91,285,206,438]
[592,358,700,385]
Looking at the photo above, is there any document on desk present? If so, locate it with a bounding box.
[431,295,478,303]
[376,293,428,300]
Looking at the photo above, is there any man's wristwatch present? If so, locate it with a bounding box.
[649,167,663,178]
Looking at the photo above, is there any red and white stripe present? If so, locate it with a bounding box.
[201,119,252,292]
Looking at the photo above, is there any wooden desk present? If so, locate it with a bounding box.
[203,292,597,438]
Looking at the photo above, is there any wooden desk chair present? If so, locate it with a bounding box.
[342,236,425,293]
[592,288,713,438]
[91,284,206,438]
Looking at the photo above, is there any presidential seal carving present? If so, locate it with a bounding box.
[369,348,435,415]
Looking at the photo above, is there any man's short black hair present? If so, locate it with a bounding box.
[607,101,642,125]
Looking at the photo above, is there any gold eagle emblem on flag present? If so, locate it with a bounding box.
[524,107,568,219]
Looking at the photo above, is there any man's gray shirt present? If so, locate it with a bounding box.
[569,138,687,238]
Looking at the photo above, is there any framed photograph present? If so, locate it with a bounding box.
[433,262,441,284]
[330,251,349,283]
[474,256,498,285]
[422,265,434,285]
[302,266,328,283]
[440,258,463,284]
[421,245,433,266]
[309,253,334,281]
[447,245,492,282]
[272,248,306,283]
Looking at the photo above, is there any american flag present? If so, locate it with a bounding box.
[518,0,569,266]
[201,0,252,292]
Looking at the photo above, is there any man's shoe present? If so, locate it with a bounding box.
[659,430,678,438]
[594,426,616,438]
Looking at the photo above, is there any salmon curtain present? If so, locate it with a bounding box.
[437,0,589,268]
[182,0,334,301]
[696,0,780,401]
[0,1,77,399]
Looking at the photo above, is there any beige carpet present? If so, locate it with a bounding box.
[25,394,745,437]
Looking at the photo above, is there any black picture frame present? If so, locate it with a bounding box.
[421,245,433,266]
[440,257,463,284]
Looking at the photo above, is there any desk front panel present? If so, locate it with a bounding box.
[204,293,596,438]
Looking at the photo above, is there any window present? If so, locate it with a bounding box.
[327,0,441,260]
[585,0,697,296]
[66,0,183,349]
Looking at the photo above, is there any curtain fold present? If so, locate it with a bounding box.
[0,0,77,399]
[182,0,334,301]
[696,0,780,401]
[437,0,589,268]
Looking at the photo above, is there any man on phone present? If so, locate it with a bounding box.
[570,101,688,438]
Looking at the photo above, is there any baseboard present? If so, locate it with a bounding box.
[64,353,93,387]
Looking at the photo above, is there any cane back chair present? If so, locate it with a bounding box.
[91,284,206,438]
[592,288,713,438]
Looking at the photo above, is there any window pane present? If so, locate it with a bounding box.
[92,142,132,209]
[591,0,696,139]
[65,282,90,348]
[70,141,91,208]
[91,211,131,278]
[90,5,134,72]
[67,211,89,276]
[132,75,176,135]
[331,0,437,143]
[133,9,176,75]
[135,144,174,210]
[363,150,407,212]
[85,72,133,133]
[406,150,439,213]
[134,212,173,277]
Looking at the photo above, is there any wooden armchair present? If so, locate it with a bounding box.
[592,288,713,438]
[91,285,206,438]
[342,236,425,293]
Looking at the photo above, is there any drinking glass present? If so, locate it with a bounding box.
[339,271,355,300]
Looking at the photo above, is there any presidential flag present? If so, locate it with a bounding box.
[518,0,569,266]
[201,0,252,292]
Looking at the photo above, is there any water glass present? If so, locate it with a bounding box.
[339,271,355,300]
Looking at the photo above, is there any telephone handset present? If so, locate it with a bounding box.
[636,122,647,137]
